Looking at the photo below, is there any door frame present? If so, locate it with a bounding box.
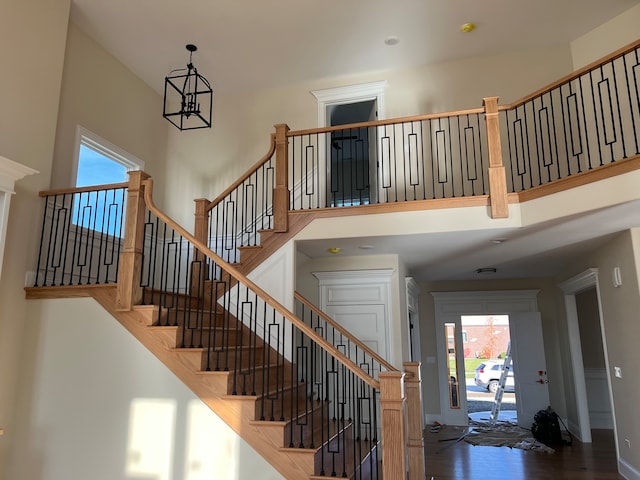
[311,81,387,127]
[558,268,617,448]
[406,277,422,365]
[432,290,540,426]
[311,82,387,205]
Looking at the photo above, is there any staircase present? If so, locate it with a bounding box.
[26,172,422,479]
[83,286,371,479]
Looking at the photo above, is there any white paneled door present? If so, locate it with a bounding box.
[324,303,388,372]
[509,312,551,429]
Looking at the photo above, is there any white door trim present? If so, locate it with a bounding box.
[311,81,387,127]
[406,277,422,365]
[558,268,617,451]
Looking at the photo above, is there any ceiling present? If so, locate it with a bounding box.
[70,0,639,93]
[297,199,640,281]
[69,0,640,282]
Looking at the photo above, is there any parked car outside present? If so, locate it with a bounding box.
[474,359,515,393]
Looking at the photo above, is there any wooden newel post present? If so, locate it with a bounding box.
[403,362,426,480]
[192,198,210,297]
[116,170,150,311]
[273,124,290,233]
[483,97,509,219]
[379,371,408,479]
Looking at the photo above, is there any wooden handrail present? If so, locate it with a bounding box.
[206,133,276,212]
[288,107,486,137]
[39,181,129,197]
[501,38,640,110]
[294,291,398,373]
[141,177,382,389]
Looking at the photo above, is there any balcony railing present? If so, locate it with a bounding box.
[287,108,491,210]
[501,41,640,192]
[191,40,640,267]
[34,182,128,287]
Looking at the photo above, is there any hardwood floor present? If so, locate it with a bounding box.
[424,426,622,480]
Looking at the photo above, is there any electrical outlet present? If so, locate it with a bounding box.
[625,439,631,449]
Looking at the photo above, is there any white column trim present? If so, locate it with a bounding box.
[0,156,38,280]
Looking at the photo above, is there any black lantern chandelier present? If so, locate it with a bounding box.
[163,44,213,131]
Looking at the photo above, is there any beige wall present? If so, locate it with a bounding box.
[0,0,71,476]
[570,4,640,69]
[159,43,573,222]
[557,230,640,474]
[4,14,171,480]
[52,23,168,207]
[9,298,283,480]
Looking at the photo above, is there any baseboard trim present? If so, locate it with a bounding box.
[620,457,640,480]
[566,418,586,442]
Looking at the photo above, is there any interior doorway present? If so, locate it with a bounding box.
[311,81,387,207]
[559,268,617,447]
[326,100,376,206]
[575,287,614,431]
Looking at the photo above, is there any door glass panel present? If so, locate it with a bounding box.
[445,322,460,409]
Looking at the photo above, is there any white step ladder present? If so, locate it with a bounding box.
[489,342,512,424]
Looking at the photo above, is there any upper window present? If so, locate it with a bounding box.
[72,128,144,236]
[76,144,128,187]
[74,127,143,187]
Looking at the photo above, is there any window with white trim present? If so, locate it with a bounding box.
[72,128,144,236]
[74,128,143,187]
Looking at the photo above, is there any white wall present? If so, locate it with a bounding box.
[8,297,283,480]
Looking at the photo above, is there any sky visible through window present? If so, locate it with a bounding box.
[76,144,128,187]
[74,144,128,237]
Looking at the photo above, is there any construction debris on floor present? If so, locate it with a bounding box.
[464,420,555,453]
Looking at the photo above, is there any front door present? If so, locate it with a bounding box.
[509,312,550,428]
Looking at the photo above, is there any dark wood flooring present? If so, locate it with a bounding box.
[424,425,622,480]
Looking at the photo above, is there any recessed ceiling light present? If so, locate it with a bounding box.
[359,244,375,250]
[491,238,507,244]
[384,36,400,46]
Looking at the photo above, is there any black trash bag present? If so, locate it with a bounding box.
[531,406,566,446]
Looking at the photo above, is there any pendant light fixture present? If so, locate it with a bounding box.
[163,44,213,131]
